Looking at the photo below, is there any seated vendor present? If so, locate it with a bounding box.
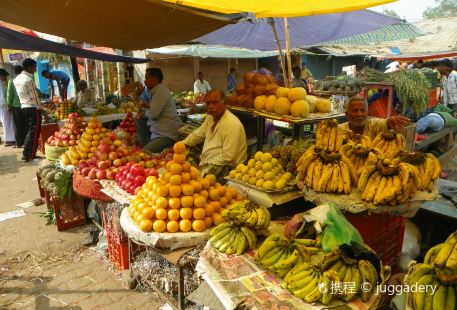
[416,104,457,133]
[339,95,410,140]
[75,80,95,108]
[181,89,247,181]
[142,68,181,153]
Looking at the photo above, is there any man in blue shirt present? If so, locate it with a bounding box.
[41,69,71,100]
[227,67,237,92]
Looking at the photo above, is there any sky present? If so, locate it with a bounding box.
[371,0,437,21]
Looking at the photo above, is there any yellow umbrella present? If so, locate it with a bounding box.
[162,0,397,85]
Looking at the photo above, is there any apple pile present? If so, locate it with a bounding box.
[115,162,159,194]
[47,113,85,147]
[118,112,136,135]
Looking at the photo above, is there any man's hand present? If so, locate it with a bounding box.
[387,115,410,130]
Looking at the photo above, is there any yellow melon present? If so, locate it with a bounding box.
[288,87,307,102]
[276,87,289,98]
[306,95,318,112]
[290,100,310,117]
[265,95,277,112]
[254,95,267,110]
[274,97,291,115]
[316,98,332,113]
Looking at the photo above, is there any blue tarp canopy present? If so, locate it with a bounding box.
[195,10,422,51]
[0,25,149,63]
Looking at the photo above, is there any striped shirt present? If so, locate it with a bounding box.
[443,72,457,105]
[13,71,40,109]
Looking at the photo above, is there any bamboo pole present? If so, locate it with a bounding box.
[284,18,293,88]
[268,18,286,86]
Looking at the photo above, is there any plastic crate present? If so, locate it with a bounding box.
[429,88,438,108]
[345,213,406,266]
[106,228,130,270]
[48,193,87,231]
[102,208,128,244]
[39,123,59,154]
[368,97,397,118]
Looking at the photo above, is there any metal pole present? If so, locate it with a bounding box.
[284,18,293,88]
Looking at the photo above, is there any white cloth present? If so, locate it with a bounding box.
[75,87,96,108]
[443,71,457,106]
[13,71,40,108]
[183,109,247,166]
[0,82,15,142]
[193,79,211,94]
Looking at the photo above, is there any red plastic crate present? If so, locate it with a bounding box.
[368,97,397,118]
[429,88,438,108]
[102,208,128,244]
[48,193,87,231]
[39,123,59,154]
[345,213,406,267]
[106,228,130,270]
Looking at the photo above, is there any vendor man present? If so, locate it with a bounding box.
[41,69,71,100]
[340,95,410,140]
[182,89,247,180]
[75,80,95,108]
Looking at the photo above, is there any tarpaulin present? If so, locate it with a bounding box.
[0,0,233,51]
[195,10,411,51]
[0,25,148,63]
[147,45,279,58]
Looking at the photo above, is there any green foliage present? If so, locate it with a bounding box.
[423,0,457,19]
[38,52,71,68]
[383,8,401,19]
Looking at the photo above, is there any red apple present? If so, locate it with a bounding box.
[106,170,116,180]
[96,170,106,179]
[96,151,108,161]
[81,167,90,176]
[98,161,108,170]
[105,159,112,167]
[113,159,123,167]
[108,152,118,161]
[88,169,97,180]
[97,143,111,153]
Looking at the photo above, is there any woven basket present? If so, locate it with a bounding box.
[73,171,113,202]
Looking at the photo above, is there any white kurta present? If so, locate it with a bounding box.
[0,81,15,143]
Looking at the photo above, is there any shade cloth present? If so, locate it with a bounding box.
[148,45,279,58]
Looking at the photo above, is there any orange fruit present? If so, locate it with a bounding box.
[170,174,182,185]
[225,192,233,203]
[135,213,145,223]
[217,186,227,197]
[173,153,186,164]
[156,197,168,209]
[180,208,193,220]
[157,185,169,197]
[169,197,181,209]
[236,194,244,201]
[170,163,183,175]
[212,213,224,225]
[163,172,172,182]
[182,184,194,196]
[146,176,157,187]
[193,208,206,220]
[191,180,202,193]
[205,174,216,186]
[190,167,200,180]
[139,219,153,232]
[168,209,180,221]
[192,219,206,232]
[128,205,136,216]
[181,196,194,208]
[132,211,140,221]
[200,189,209,199]
[194,196,207,208]
[210,201,221,213]
[179,219,192,232]
[173,141,186,154]
[219,197,228,208]
[169,185,182,198]
[166,160,176,170]
[137,202,147,212]
[204,216,213,228]
[182,161,191,172]
[204,204,215,217]
[167,220,180,233]
[181,172,191,183]
[209,188,220,201]
[201,178,210,190]
[227,187,238,197]
[155,208,168,220]
[142,207,155,220]
[153,220,166,233]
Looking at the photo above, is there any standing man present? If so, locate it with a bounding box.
[41,69,71,100]
[0,69,15,146]
[14,58,42,162]
[182,89,247,181]
[143,68,181,153]
[227,67,237,92]
[193,72,211,94]
[7,65,25,148]
[437,59,457,112]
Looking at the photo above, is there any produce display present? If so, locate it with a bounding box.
[271,138,315,175]
[92,103,118,116]
[118,112,137,136]
[221,200,270,231]
[117,101,139,114]
[115,162,159,194]
[209,222,257,255]
[228,151,294,191]
[38,163,73,200]
[46,113,86,147]
[372,131,406,159]
[226,72,278,108]
[313,76,363,94]
[54,100,83,120]
[127,142,242,233]
[400,151,442,192]
[174,91,205,106]
[407,231,457,309]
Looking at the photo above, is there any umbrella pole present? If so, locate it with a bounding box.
[284,18,293,88]
[268,19,287,86]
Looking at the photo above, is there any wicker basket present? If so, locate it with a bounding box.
[73,171,113,202]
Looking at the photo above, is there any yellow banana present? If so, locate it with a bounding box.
[288,271,316,291]
[339,161,352,194]
[219,231,237,253]
[340,154,358,185]
[335,126,343,151]
[358,260,378,302]
[303,274,322,303]
[272,248,299,270]
[362,172,380,201]
[434,231,457,268]
[327,126,336,151]
[293,273,319,299]
[317,163,333,192]
[423,244,443,265]
[432,283,447,310]
[245,209,258,227]
[296,146,318,172]
[413,274,437,310]
[304,159,317,186]
[344,266,362,302]
[312,160,323,190]
[235,231,247,255]
[240,226,257,250]
[445,284,456,310]
[373,176,388,205]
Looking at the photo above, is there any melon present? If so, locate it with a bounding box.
[290,100,310,118]
[305,95,318,112]
[276,87,289,98]
[288,87,307,102]
[254,95,267,110]
[274,97,291,115]
[265,95,277,112]
[316,98,332,113]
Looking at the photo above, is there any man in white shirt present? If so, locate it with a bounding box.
[193,72,211,94]
[0,69,15,146]
[13,58,42,161]
[182,89,247,181]
[437,58,457,112]
[75,80,95,108]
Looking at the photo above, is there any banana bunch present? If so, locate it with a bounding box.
[315,119,343,152]
[344,132,372,148]
[358,152,420,205]
[209,222,257,255]
[372,131,405,158]
[221,200,270,231]
[425,231,457,281]
[400,151,441,192]
[296,146,357,194]
[254,234,306,278]
[408,264,456,310]
[341,143,381,177]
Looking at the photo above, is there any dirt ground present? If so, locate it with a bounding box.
[0,146,164,309]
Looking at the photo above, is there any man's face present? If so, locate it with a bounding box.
[438,66,452,77]
[144,73,158,90]
[28,65,37,74]
[198,73,204,80]
[205,91,225,119]
[416,62,423,69]
[346,100,368,127]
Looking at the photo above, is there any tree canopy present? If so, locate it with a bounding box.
[383,8,401,19]
[423,0,457,19]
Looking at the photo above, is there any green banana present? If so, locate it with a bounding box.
[338,263,348,282]
[210,222,232,237]
[358,260,377,302]
[286,269,315,288]
[225,232,240,255]
[259,247,285,268]
[413,274,437,310]
[304,274,322,303]
[284,262,313,281]
[321,251,341,271]
[209,226,232,243]
[254,235,282,261]
[340,264,353,299]
[434,232,457,268]
[293,274,319,299]
[219,230,237,253]
[240,226,257,249]
[423,243,443,265]
[235,231,247,255]
[432,283,447,310]
[272,249,299,271]
[214,229,236,249]
[320,270,339,305]
[444,284,456,310]
[293,238,316,246]
[329,260,344,272]
[344,266,361,302]
[268,249,289,272]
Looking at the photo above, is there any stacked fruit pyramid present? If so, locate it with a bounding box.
[407,231,457,309]
[47,113,86,147]
[209,200,270,255]
[128,142,242,233]
[228,151,294,191]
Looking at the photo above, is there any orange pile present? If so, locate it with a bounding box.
[128,142,243,233]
